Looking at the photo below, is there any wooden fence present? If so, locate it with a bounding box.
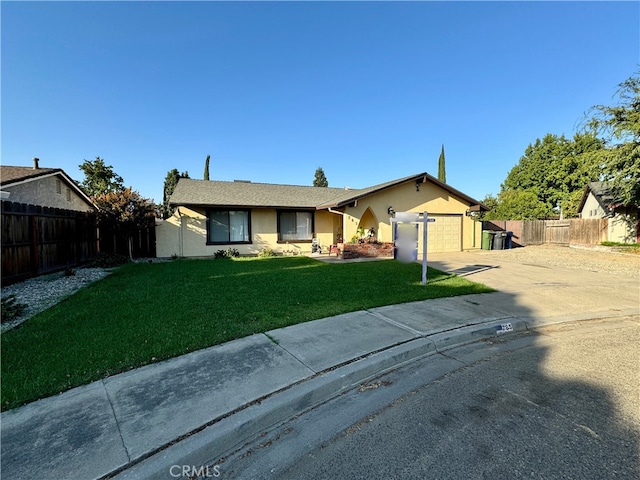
[98,219,156,259]
[482,219,608,247]
[1,201,98,284]
[2,201,158,285]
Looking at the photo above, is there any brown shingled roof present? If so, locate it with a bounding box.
[0,166,62,185]
[170,179,349,209]
[171,173,489,211]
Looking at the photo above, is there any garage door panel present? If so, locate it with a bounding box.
[425,215,462,253]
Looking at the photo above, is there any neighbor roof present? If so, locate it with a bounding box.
[0,165,95,208]
[171,173,488,211]
[1,166,62,185]
[577,181,616,212]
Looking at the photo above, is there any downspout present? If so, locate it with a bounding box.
[177,207,184,257]
[473,217,476,248]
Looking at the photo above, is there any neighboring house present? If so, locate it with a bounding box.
[578,181,639,243]
[157,172,489,258]
[0,159,94,212]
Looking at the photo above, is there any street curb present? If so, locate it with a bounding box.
[110,317,538,480]
[110,337,438,480]
[429,318,527,352]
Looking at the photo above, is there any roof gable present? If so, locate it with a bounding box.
[318,172,488,210]
[577,182,615,213]
[1,165,95,208]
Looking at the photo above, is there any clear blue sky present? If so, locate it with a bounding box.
[2,1,638,204]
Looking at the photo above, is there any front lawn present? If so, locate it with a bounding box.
[1,256,493,411]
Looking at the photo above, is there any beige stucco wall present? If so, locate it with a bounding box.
[156,206,336,257]
[580,193,638,243]
[4,175,92,212]
[341,181,481,251]
[581,192,606,219]
[157,180,484,257]
[608,207,639,243]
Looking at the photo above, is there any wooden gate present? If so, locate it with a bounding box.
[545,220,570,245]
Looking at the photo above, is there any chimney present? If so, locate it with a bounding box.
[33,157,40,169]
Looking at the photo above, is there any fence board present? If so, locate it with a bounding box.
[2,201,157,284]
[1,201,99,284]
[569,218,608,245]
[483,218,607,247]
[545,220,570,245]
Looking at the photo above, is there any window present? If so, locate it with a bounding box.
[207,210,251,244]
[278,211,314,242]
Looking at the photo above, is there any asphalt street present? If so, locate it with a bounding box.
[221,316,639,480]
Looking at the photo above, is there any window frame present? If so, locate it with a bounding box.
[206,209,252,245]
[277,209,315,243]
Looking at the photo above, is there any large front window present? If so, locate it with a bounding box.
[278,211,314,242]
[207,210,251,244]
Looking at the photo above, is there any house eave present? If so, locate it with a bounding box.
[170,202,317,211]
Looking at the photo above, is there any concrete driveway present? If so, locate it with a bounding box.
[427,246,639,324]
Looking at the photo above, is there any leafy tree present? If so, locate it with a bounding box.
[437,145,446,183]
[477,194,498,220]
[583,72,640,206]
[162,169,190,219]
[204,154,210,181]
[483,189,554,220]
[313,167,329,187]
[79,157,124,197]
[499,132,603,218]
[92,187,155,260]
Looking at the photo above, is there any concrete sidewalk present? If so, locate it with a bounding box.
[2,251,638,480]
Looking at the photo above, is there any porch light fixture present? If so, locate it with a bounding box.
[387,206,395,216]
[415,181,420,192]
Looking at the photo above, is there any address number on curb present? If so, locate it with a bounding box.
[496,323,513,335]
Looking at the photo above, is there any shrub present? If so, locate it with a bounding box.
[226,248,240,258]
[1,295,27,324]
[214,250,228,259]
[258,248,277,258]
[86,253,129,268]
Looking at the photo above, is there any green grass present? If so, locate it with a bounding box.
[600,241,640,254]
[1,256,494,411]
[601,241,640,247]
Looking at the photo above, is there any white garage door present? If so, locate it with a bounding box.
[424,214,462,253]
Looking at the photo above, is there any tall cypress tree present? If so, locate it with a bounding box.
[204,155,210,181]
[313,167,329,187]
[438,145,446,183]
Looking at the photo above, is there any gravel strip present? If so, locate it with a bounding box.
[1,268,111,332]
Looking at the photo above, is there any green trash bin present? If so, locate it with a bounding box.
[482,231,495,250]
